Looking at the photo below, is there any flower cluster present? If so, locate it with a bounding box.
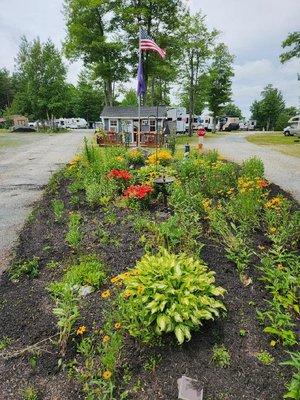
[147,150,173,166]
[108,169,132,181]
[265,197,283,210]
[128,149,144,164]
[238,177,268,193]
[123,184,153,200]
[76,325,87,336]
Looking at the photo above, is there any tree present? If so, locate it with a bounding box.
[0,69,16,115]
[222,103,243,119]
[113,0,184,105]
[64,0,128,106]
[74,71,105,122]
[119,88,138,107]
[275,106,298,131]
[207,43,234,129]
[11,36,69,120]
[250,84,285,130]
[280,31,300,63]
[179,11,218,135]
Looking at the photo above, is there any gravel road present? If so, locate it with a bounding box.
[0,130,94,271]
[204,132,300,202]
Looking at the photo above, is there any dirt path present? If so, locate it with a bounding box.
[0,130,94,271]
[204,132,300,202]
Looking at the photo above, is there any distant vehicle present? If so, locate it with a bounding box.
[167,107,186,133]
[217,117,240,131]
[239,120,257,131]
[185,114,201,132]
[201,115,214,131]
[283,115,300,137]
[55,118,88,129]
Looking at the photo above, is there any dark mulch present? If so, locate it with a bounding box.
[0,177,298,400]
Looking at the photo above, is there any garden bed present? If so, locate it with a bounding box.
[0,144,299,400]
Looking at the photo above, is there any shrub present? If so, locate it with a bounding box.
[281,352,300,399]
[119,249,226,344]
[66,212,82,248]
[212,344,231,367]
[9,258,40,281]
[241,157,264,178]
[147,149,173,166]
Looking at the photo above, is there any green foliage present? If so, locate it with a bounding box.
[120,249,226,344]
[207,43,234,121]
[66,212,82,248]
[222,103,243,118]
[9,258,39,281]
[0,68,16,114]
[241,157,264,178]
[250,84,285,130]
[22,386,39,400]
[49,255,106,296]
[119,88,138,107]
[275,107,298,131]
[256,350,274,365]
[0,336,12,351]
[52,199,65,222]
[11,36,69,120]
[281,352,300,399]
[280,32,300,64]
[211,345,231,367]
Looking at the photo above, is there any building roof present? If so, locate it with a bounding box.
[100,106,167,119]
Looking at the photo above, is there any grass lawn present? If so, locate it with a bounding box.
[246,132,300,158]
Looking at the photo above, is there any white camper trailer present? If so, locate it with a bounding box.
[167,107,186,133]
[201,115,214,131]
[185,114,201,132]
[55,118,88,129]
[217,117,240,131]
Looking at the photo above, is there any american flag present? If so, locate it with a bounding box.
[140,28,166,59]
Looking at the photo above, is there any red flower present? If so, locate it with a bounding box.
[108,169,132,181]
[258,179,268,189]
[123,184,153,200]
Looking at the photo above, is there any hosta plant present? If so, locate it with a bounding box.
[119,249,226,344]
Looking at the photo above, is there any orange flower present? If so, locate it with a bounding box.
[76,325,87,335]
[102,370,112,380]
[102,335,110,343]
[114,322,122,330]
[257,179,268,189]
[101,290,111,299]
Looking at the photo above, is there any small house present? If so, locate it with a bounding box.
[100,106,167,145]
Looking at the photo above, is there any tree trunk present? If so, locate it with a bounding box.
[104,79,113,106]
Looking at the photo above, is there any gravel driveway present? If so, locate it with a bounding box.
[0,130,94,271]
[204,132,300,202]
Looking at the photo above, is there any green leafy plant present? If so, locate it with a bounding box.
[119,249,226,344]
[281,352,300,399]
[256,350,274,365]
[22,386,38,400]
[211,345,231,367]
[0,336,12,351]
[9,258,40,281]
[241,157,264,178]
[66,212,82,248]
[52,199,64,222]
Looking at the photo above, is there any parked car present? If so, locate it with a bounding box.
[283,115,300,137]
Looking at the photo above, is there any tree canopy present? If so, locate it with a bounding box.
[280,31,300,63]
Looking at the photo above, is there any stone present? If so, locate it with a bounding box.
[79,286,94,297]
[177,376,203,400]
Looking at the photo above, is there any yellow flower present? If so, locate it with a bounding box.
[101,290,111,299]
[146,150,173,165]
[270,340,277,347]
[102,335,110,343]
[116,156,125,162]
[102,370,112,380]
[137,285,145,295]
[114,322,122,330]
[227,188,234,195]
[265,197,283,209]
[202,198,212,212]
[123,289,132,299]
[269,227,277,235]
[76,325,87,335]
[111,276,120,284]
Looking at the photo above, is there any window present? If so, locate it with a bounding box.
[291,117,299,122]
[110,119,118,132]
[177,117,182,121]
[150,119,156,132]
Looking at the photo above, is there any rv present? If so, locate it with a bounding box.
[283,115,300,137]
[55,118,88,129]
[217,117,240,131]
[185,114,201,132]
[201,115,214,131]
[167,107,186,133]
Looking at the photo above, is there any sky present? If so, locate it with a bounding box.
[0,0,299,118]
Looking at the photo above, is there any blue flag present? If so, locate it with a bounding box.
[137,57,146,97]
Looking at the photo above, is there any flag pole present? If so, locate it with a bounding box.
[137,27,142,148]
